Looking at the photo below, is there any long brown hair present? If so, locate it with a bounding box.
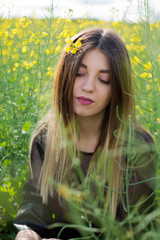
[30,28,136,218]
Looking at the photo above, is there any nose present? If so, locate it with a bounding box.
[82,76,94,93]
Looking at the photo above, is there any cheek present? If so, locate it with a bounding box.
[73,79,80,95]
[101,87,111,104]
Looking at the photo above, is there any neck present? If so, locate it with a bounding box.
[76,114,103,152]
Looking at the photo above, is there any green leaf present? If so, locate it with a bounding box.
[0,142,6,148]
[0,190,16,220]
[22,121,31,132]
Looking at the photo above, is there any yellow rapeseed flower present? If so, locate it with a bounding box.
[55,45,62,54]
[133,55,141,64]
[71,48,77,54]
[46,71,52,76]
[65,18,72,23]
[7,40,12,46]
[11,29,17,35]
[46,67,52,76]
[42,32,48,37]
[23,61,29,69]
[65,46,71,53]
[21,17,32,28]
[22,24,27,29]
[29,37,35,43]
[140,72,148,79]
[58,39,63,44]
[46,49,50,55]
[14,63,19,68]
[65,37,82,54]
[74,39,82,48]
[16,23,20,31]
[23,39,28,45]
[22,46,27,53]
[30,50,34,57]
[29,62,34,68]
[148,73,152,79]
[60,29,68,38]
[144,62,152,70]
[34,89,38,93]
[2,49,7,56]
[157,118,160,123]
[35,39,40,44]
[65,37,72,44]
[140,72,152,79]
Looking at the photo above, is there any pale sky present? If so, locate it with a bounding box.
[0,0,160,22]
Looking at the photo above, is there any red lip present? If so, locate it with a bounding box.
[76,96,94,105]
[77,96,94,102]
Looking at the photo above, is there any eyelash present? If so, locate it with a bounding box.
[76,73,110,85]
[76,73,84,77]
[99,78,110,85]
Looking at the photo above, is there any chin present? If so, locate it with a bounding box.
[75,112,95,118]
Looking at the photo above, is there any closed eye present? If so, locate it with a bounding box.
[76,72,85,77]
[98,78,111,85]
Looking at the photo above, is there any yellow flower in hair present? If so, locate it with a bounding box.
[71,48,77,54]
[65,37,82,54]
[74,41,82,48]
[65,46,72,53]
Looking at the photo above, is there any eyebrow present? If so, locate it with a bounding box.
[79,63,111,73]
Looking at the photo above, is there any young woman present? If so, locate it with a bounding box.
[14,28,156,240]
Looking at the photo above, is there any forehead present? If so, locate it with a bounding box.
[80,48,110,69]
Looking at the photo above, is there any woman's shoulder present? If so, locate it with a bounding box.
[133,125,157,168]
[134,125,155,146]
[131,126,157,190]
[30,113,51,161]
[32,111,52,145]
[33,124,48,147]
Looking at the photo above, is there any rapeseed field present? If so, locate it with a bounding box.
[0,10,160,239]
